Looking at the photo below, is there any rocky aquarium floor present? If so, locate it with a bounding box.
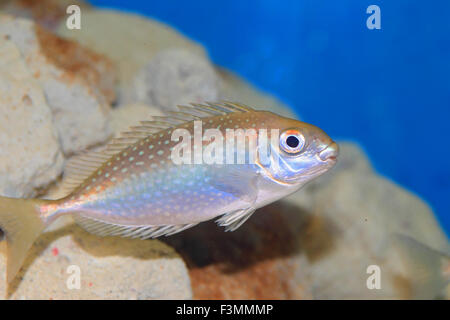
[0,0,448,299]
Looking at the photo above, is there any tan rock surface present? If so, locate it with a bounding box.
[0,0,91,30]
[57,10,206,91]
[0,15,115,154]
[124,49,220,110]
[0,216,192,300]
[217,67,296,119]
[0,36,64,198]
[164,209,313,299]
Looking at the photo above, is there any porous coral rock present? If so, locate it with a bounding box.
[0,15,115,154]
[0,36,64,198]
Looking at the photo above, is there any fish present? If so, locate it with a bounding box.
[0,102,339,283]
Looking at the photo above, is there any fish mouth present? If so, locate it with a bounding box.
[318,142,339,162]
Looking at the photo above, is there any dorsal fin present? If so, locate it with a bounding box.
[101,101,253,156]
[104,101,252,154]
[59,150,111,195]
[59,101,254,196]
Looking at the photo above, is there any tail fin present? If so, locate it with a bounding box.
[0,196,47,283]
[392,233,450,299]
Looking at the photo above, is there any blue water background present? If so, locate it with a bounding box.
[90,0,450,235]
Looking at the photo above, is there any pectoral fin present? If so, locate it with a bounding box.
[216,207,256,232]
[209,164,260,203]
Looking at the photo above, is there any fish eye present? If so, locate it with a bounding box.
[280,130,305,154]
[286,135,300,148]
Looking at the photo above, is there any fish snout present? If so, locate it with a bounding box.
[318,142,339,161]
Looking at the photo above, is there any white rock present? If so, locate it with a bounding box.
[57,10,207,90]
[0,36,64,198]
[0,15,114,154]
[125,49,220,110]
[218,68,296,119]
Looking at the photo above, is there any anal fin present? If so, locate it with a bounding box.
[74,215,197,239]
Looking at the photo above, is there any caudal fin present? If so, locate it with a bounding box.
[0,196,47,283]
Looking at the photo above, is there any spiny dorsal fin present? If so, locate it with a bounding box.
[210,101,254,113]
[178,101,254,116]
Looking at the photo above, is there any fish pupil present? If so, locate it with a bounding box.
[286,135,300,148]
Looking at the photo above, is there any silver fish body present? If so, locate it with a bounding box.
[0,102,339,283]
[46,103,338,232]
[49,112,337,231]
